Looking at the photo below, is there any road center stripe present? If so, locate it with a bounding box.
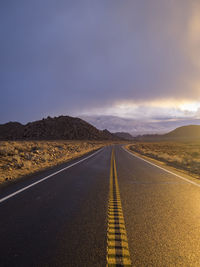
[107,149,132,266]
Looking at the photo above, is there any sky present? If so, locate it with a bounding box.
[1,0,200,134]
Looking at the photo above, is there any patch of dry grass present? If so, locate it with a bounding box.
[0,140,107,184]
[128,142,200,178]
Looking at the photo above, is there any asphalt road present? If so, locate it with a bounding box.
[1,145,200,266]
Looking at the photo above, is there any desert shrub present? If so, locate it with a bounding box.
[0,149,8,156]
[23,161,32,169]
[0,140,104,184]
[13,155,21,163]
[190,151,199,158]
[128,141,200,178]
[31,146,39,152]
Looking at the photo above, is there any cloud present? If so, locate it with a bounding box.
[79,100,200,121]
[81,115,200,136]
[1,0,200,123]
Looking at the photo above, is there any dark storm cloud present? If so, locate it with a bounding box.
[1,0,200,123]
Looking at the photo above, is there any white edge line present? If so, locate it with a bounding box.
[0,147,104,204]
[122,146,200,188]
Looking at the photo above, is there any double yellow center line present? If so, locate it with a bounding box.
[107,148,132,266]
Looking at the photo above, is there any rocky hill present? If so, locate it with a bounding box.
[114,132,134,140]
[0,115,120,141]
[136,125,200,141]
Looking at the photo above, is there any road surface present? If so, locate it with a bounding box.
[1,145,200,266]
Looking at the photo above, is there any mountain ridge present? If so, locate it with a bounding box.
[0,115,120,141]
[164,125,200,138]
[136,124,200,141]
[114,132,134,140]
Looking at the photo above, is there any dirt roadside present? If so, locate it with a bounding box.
[0,140,110,185]
[125,143,200,184]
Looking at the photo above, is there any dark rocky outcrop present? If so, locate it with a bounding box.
[0,115,120,141]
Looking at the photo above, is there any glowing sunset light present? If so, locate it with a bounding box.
[179,102,200,112]
[1,1,200,134]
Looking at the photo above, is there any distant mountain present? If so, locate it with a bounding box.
[136,125,200,141]
[164,125,200,139]
[0,115,121,141]
[114,132,134,140]
[80,115,200,136]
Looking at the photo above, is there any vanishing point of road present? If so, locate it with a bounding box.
[1,145,200,266]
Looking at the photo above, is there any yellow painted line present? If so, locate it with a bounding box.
[107,148,132,267]
[108,240,129,248]
[108,222,124,225]
[108,229,126,234]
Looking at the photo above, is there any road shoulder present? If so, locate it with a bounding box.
[124,144,200,186]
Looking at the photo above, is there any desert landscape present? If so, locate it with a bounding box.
[0,115,124,185]
[128,141,200,179]
[0,140,107,184]
[2,2,200,265]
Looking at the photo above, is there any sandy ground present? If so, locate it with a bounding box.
[0,140,108,184]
